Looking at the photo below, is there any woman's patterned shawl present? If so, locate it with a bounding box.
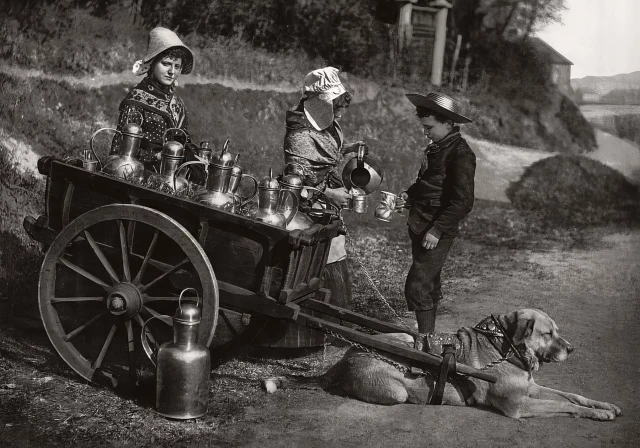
[283,99,344,192]
[110,77,189,156]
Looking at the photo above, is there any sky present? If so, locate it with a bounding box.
[536,0,640,79]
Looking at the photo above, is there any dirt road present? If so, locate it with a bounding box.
[207,230,640,448]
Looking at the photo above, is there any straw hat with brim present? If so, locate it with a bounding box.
[405,92,472,123]
[138,27,194,75]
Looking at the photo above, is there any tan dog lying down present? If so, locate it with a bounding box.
[322,309,622,420]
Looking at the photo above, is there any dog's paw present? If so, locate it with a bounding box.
[593,401,622,416]
[588,409,617,421]
[606,403,622,416]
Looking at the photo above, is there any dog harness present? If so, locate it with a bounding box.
[428,314,532,405]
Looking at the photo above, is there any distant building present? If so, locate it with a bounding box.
[580,91,602,103]
[528,37,574,96]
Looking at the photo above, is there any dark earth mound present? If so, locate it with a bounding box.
[507,155,640,227]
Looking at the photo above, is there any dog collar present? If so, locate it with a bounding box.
[473,316,503,337]
[474,314,533,374]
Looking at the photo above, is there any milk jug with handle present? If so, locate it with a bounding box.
[141,288,210,419]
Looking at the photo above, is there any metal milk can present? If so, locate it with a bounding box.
[100,123,146,182]
[228,155,258,214]
[141,289,210,420]
[147,141,191,193]
[279,170,314,230]
[255,169,298,228]
[196,140,237,211]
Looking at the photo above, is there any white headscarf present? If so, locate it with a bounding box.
[301,67,347,131]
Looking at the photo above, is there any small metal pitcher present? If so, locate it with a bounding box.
[346,187,368,213]
[196,139,237,211]
[146,141,193,193]
[341,144,383,194]
[96,123,146,182]
[255,169,298,228]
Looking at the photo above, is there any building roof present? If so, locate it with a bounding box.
[529,37,573,65]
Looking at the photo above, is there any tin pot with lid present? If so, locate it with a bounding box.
[196,139,237,211]
[279,163,314,230]
[146,140,194,193]
[97,122,146,182]
[255,169,298,228]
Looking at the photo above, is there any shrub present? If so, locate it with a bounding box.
[506,155,640,227]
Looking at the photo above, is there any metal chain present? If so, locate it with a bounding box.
[479,355,510,370]
[319,325,411,374]
[339,215,413,331]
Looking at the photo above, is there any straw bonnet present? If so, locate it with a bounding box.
[301,67,347,131]
[132,27,194,76]
[405,92,472,123]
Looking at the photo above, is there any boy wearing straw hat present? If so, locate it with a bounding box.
[395,92,476,346]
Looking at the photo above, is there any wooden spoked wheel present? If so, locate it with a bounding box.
[39,204,218,390]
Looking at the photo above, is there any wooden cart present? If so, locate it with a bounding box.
[24,157,496,390]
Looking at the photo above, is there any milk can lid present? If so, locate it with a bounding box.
[280,173,304,189]
[162,141,184,159]
[259,168,280,190]
[174,302,201,324]
[174,288,201,323]
[122,123,143,138]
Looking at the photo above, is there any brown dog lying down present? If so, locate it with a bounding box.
[322,309,622,420]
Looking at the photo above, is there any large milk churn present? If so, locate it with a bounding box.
[141,288,210,419]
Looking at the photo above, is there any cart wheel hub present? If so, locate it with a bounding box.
[106,283,142,318]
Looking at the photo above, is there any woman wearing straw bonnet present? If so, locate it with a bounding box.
[110,26,205,183]
[282,66,366,308]
[395,92,476,348]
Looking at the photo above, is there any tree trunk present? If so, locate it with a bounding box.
[388,25,397,80]
[449,34,462,87]
[461,43,471,92]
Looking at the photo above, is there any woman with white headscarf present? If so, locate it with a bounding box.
[283,66,366,308]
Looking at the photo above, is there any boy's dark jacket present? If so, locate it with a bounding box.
[406,131,476,237]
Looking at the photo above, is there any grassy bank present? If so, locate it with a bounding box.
[0,71,595,199]
[1,8,317,86]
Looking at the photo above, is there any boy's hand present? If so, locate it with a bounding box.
[395,192,410,211]
[422,227,442,250]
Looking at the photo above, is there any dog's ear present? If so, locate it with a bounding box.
[512,316,534,345]
[501,311,534,345]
